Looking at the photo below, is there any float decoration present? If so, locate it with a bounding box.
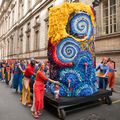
[48,2,98,97]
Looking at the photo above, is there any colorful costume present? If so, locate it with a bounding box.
[12,63,19,90]
[5,65,11,85]
[17,63,25,93]
[22,64,34,105]
[34,70,47,112]
[1,64,5,80]
[0,63,2,80]
[107,61,116,90]
[96,63,109,89]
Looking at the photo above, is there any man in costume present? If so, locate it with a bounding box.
[22,58,35,106]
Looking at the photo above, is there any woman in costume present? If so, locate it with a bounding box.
[22,58,35,106]
[96,57,109,89]
[1,61,6,82]
[5,63,11,85]
[107,58,116,92]
[12,61,19,92]
[16,60,25,94]
[9,62,14,88]
[0,62,2,81]
[31,62,59,118]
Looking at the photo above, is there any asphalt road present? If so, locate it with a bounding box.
[0,82,120,120]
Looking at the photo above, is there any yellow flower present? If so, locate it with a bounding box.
[48,2,95,44]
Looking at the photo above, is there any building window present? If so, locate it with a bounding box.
[10,38,13,55]
[12,9,14,25]
[21,3,24,17]
[7,39,9,55]
[20,39,23,53]
[21,28,23,36]
[9,16,10,29]
[19,28,23,53]
[26,22,31,53]
[26,35,30,52]
[35,16,40,24]
[44,17,49,48]
[28,0,31,10]
[103,0,117,35]
[25,22,31,53]
[27,22,31,30]
[19,0,24,18]
[5,18,7,33]
[33,16,40,51]
[34,30,40,50]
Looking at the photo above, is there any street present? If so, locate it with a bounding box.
[0,82,120,120]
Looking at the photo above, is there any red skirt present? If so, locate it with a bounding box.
[34,84,45,112]
[108,72,115,88]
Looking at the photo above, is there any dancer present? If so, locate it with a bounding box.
[96,57,109,89]
[22,58,35,106]
[31,62,59,118]
[107,58,116,92]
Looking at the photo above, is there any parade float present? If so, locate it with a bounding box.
[45,2,112,119]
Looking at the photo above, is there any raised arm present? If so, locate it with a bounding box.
[96,64,100,71]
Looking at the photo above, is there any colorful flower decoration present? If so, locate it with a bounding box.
[48,2,98,97]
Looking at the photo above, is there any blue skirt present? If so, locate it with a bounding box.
[0,71,2,80]
[12,74,19,89]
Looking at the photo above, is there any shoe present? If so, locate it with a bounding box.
[32,112,39,119]
[27,103,32,107]
[20,97,22,102]
[37,111,42,116]
[15,89,18,93]
[111,89,116,92]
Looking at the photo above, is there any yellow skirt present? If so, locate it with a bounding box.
[8,71,11,81]
[2,68,5,79]
[22,77,31,105]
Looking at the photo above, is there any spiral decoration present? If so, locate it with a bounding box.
[57,37,81,63]
[68,12,93,40]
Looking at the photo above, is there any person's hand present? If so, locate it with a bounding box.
[102,75,106,78]
[55,81,59,85]
[33,73,36,76]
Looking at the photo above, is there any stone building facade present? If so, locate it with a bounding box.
[0,0,54,61]
[0,0,120,82]
[95,0,120,82]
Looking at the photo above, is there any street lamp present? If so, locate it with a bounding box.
[92,0,101,7]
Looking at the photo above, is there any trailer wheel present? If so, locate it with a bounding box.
[105,96,112,105]
[60,109,66,120]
